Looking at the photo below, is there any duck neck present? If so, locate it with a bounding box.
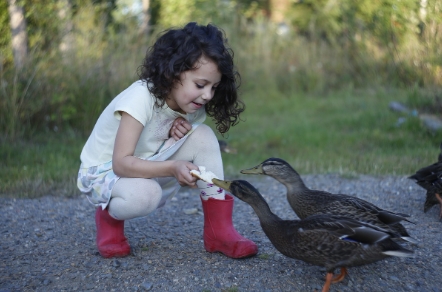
[277,171,308,194]
[255,206,293,253]
[250,198,282,226]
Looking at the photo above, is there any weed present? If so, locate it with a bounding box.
[258,253,271,260]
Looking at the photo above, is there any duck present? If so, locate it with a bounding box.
[212,178,414,292]
[408,142,442,220]
[240,157,416,243]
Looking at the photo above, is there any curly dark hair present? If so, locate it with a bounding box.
[137,22,245,134]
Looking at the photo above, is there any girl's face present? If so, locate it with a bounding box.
[166,56,221,114]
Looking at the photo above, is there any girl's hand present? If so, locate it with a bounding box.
[170,117,192,141]
[172,160,198,188]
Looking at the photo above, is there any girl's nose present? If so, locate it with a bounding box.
[201,88,213,101]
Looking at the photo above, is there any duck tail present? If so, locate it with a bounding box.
[399,236,418,244]
[381,240,414,258]
[378,211,414,225]
[382,249,414,258]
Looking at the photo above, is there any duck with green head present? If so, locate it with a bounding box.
[212,178,414,292]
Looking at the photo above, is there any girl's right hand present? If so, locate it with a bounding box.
[172,160,198,188]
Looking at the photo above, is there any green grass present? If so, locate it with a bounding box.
[1,129,83,198]
[1,87,441,198]
[215,87,441,176]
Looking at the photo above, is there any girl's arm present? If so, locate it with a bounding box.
[112,112,198,187]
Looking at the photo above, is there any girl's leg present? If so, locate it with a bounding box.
[95,178,163,258]
[170,124,258,258]
[109,178,163,220]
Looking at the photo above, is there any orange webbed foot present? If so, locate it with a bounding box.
[322,273,333,292]
[331,267,348,283]
[321,268,348,292]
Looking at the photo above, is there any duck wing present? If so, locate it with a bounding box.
[307,190,413,225]
[294,214,391,244]
[280,214,413,270]
[297,190,416,243]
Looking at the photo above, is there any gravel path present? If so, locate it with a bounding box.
[1,174,441,292]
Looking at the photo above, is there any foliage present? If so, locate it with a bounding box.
[23,0,61,51]
[0,0,442,197]
[288,0,420,44]
[151,0,240,28]
[1,1,442,139]
[0,0,12,66]
[1,0,118,70]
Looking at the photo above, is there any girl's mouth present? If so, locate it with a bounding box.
[192,102,203,108]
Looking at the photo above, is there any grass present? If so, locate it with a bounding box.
[215,86,441,176]
[2,86,440,198]
[0,129,83,198]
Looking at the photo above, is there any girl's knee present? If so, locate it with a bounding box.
[193,124,215,138]
[190,124,218,147]
[110,179,163,219]
[132,183,163,213]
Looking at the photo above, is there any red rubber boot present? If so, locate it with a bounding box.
[200,194,258,258]
[95,208,131,258]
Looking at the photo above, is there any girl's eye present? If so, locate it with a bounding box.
[196,84,204,89]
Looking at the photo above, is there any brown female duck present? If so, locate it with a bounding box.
[212,178,414,292]
[241,157,416,243]
[409,142,442,220]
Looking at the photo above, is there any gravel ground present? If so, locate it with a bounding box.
[1,174,441,292]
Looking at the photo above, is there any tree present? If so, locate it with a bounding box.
[139,0,150,35]
[269,0,290,23]
[8,0,27,69]
[58,0,74,53]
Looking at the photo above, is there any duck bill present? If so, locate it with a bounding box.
[240,164,264,175]
[212,178,232,192]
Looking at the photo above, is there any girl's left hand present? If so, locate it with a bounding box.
[170,117,192,140]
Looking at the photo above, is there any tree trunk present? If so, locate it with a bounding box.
[139,0,150,35]
[419,0,427,21]
[58,0,74,53]
[269,0,290,23]
[8,0,28,69]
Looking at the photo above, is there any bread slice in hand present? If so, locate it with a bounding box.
[190,166,218,183]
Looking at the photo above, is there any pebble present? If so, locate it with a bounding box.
[140,281,153,291]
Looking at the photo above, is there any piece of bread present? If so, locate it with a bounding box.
[190,166,218,183]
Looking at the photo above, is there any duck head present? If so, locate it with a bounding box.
[240,157,298,177]
[212,178,262,204]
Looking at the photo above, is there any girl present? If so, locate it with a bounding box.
[77,22,258,259]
